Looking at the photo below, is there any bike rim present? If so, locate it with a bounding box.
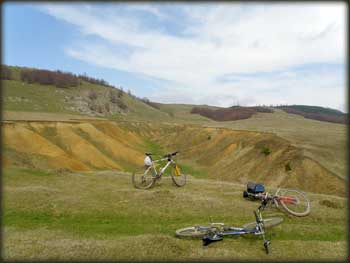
[243,217,283,231]
[175,226,210,238]
[171,165,186,187]
[132,168,155,189]
[278,189,310,216]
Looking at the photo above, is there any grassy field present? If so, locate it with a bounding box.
[3,167,347,261]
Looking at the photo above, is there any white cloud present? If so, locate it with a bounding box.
[38,3,346,110]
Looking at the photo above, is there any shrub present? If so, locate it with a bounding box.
[261,146,271,156]
[78,73,114,88]
[285,162,292,171]
[20,68,79,88]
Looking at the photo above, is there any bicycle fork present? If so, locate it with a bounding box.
[255,210,270,254]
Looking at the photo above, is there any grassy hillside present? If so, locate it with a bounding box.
[2,65,172,122]
[3,65,347,125]
[276,105,347,124]
[276,105,345,115]
[3,167,346,261]
[190,106,273,121]
[204,109,347,181]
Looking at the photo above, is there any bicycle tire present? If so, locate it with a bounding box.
[242,217,283,231]
[277,189,310,217]
[132,166,156,189]
[175,226,212,238]
[171,164,186,187]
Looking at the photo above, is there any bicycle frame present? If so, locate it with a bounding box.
[201,204,274,254]
[274,188,299,205]
[146,157,175,178]
[203,205,267,240]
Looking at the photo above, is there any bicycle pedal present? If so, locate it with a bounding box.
[202,235,223,246]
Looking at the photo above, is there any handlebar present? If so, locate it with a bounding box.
[163,151,179,158]
[243,191,271,211]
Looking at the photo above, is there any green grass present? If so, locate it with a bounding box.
[3,80,72,113]
[3,167,347,260]
[178,161,208,178]
[3,166,54,177]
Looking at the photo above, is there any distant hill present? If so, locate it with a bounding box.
[2,65,347,124]
[1,65,172,121]
[275,105,347,124]
[190,106,273,121]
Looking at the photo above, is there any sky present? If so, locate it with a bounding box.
[3,2,347,112]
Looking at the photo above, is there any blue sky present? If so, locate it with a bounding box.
[3,2,347,111]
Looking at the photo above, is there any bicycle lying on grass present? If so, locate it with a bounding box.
[243,183,311,217]
[132,151,186,189]
[175,196,283,254]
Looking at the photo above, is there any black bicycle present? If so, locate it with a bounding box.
[176,195,283,254]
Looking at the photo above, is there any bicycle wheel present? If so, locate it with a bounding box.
[171,164,186,187]
[243,217,283,231]
[175,226,212,238]
[277,189,310,216]
[132,166,156,189]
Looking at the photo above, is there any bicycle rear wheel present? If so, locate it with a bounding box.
[243,217,283,231]
[171,164,186,187]
[175,226,212,238]
[132,166,156,189]
[278,189,310,216]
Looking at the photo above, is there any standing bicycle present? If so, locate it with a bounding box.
[243,182,311,217]
[132,151,186,189]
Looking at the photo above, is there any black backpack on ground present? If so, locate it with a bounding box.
[243,182,265,199]
[247,182,265,194]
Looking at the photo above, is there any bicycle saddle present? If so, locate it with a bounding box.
[163,151,178,158]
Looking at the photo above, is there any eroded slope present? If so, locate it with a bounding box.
[3,120,345,196]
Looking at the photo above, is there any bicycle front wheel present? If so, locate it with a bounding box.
[171,164,186,187]
[243,217,283,231]
[132,166,156,189]
[277,189,310,217]
[175,226,212,238]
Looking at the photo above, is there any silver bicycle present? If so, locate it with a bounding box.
[132,151,186,189]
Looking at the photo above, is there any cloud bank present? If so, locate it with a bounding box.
[38,3,346,111]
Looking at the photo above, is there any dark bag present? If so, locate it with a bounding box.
[247,182,265,194]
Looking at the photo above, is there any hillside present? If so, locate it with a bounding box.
[190,106,273,121]
[2,65,173,122]
[3,65,347,125]
[276,105,347,124]
[3,120,345,196]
